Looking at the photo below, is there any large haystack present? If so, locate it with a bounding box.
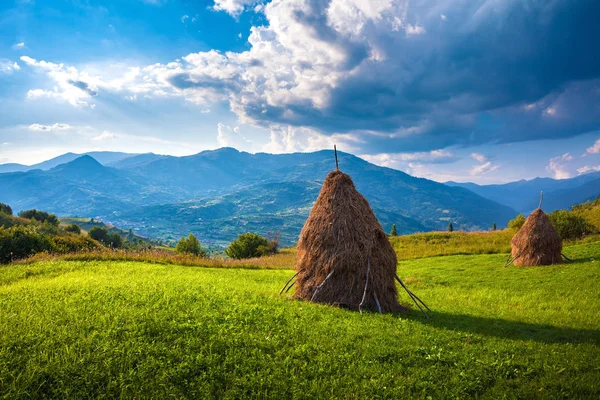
[293,170,403,312]
[510,208,562,266]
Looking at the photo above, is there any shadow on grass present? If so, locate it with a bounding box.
[406,310,600,345]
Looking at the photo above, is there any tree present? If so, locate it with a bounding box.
[0,203,12,216]
[18,209,59,226]
[176,233,205,256]
[390,224,398,236]
[548,210,597,240]
[88,227,123,248]
[88,226,110,243]
[64,224,81,234]
[448,222,453,232]
[492,222,497,231]
[508,214,526,230]
[226,232,275,259]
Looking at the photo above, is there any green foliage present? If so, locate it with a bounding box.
[448,221,453,232]
[18,209,59,226]
[390,224,398,236]
[64,224,82,234]
[572,195,600,231]
[0,225,52,263]
[225,232,277,259]
[508,214,526,230]
[492,222,497,231]
[88,227,123,249]
[51,234,101,254]
[0,202,13,215]
[0,242,599,398]
[175,233,205,256]
[547,209,598,240]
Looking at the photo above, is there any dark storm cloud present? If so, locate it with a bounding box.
[239,0,600,152]
[67,79,98,96]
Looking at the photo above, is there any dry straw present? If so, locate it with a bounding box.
[290,169,404,312]
[509,207,562,266]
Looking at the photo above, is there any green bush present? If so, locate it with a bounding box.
[64,224,82,234]
[51,234,101,254]
[88,227,123,249]
[18,209,59,226]
[0,203,12,216]
[175,233,206,256]
[508,214,526,230]
[0,226,53,263]
[390,224,398,236]
[448,222,453,232]
[226,232,277,259]
[548,210,597,240]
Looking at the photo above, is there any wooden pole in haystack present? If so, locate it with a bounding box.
[334,145,339,171]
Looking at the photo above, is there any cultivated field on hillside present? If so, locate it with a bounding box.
[1,242,598,398]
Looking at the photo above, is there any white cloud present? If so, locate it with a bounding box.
[12,42,25,50]
[469,153,498,175]
[181,15,189,23]
[405,24,426,35]
[213,0,258,17]
[0,59,20,74]
[28,123,71,131]
[362,150,457,170]
[584,138,600,155]
[470,161,499,176]
[440,14,447,20]
[20,56,100,108]
[546,153,574,179]
[93,130,117,141]
[544,106,557,116]
[577,165,600,175]
[216,123,253,151]
[470,152,487,163]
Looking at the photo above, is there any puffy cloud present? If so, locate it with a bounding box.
[577,165,600,175]
[213,0,259,17]
[12,42,25,50]
[585,138,600,155]
[0,59,20,74]
[20,0,600,154]
[546,153,574,179]
[92,130,117,141]
[21,56,100,108]
[29,123,71,131]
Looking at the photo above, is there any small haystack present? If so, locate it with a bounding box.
[283,168,407,313]
[509,207,562,267]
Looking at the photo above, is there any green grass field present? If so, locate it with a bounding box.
[1,242,599,398]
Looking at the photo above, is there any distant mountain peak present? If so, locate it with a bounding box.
[51,155,107,176]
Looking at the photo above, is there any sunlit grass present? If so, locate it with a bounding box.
[0,242,599,398]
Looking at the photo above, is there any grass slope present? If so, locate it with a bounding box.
[0,243,599,398]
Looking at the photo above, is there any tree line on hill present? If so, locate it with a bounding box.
[0,202,279,264]
[386,198,599,240]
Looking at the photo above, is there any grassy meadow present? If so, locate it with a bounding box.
[1,240,599,398]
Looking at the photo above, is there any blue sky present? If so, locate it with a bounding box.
[0,0,599,184]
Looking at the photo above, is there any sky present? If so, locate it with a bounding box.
[0,0,599,184]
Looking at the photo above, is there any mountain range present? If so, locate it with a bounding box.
[446,172,600,213]
[1,149,597,245]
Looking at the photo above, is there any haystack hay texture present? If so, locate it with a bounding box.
[511,208,562,266]
[294,170,403,312]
